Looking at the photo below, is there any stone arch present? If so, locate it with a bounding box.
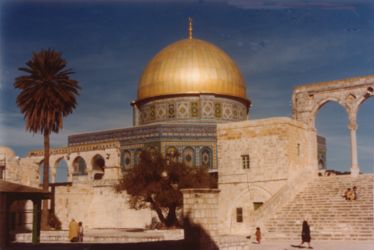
[92,154,105,180]
[9,199,33,232]
[315,101,350,171]
[310,98,349,128]
[72,156,87,176]
[225,185,272,234]
[182,147,195,167]
[147,146,158,154]
[292,76,374,175]
[356,94,374,172]
[166,146,178,156]
[54,157,69,183]
[121,150,132,171]
[134,149,142,166]
[200,147,212,169]
[166,146,178,162]
[357,87,374,108]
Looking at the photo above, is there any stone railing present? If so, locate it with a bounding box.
[250,168,317,230]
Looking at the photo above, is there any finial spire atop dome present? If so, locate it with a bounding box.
[188,17,193,39]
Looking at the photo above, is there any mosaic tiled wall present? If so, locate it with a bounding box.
[120,142,217,170]
[136,95,248,125]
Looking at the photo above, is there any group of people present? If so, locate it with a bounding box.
[68,219,84,242]
[342,186,358,201]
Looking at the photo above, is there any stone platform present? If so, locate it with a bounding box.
[14,228,184,243]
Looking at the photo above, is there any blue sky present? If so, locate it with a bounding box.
[0,0,373,173]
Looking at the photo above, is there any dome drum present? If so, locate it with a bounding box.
[132,94,248,126]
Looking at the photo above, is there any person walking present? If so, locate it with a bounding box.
[300,220,312,249]
[68,219,79,242]
[78,221,84,242]
[255,227,261,244]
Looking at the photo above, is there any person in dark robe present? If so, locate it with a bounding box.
[300,220,312,249]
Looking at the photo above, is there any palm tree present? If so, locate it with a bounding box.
[14,49,80,229]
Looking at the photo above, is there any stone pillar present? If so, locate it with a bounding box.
[348,118,360,177]
[181,188,220,250]
[0,194,9,249]
[32,199,41,244]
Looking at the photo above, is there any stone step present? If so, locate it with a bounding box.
[261,174,374,241]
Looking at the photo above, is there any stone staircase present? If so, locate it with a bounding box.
[264,174,374,240]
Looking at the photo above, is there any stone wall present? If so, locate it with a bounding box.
[182,188,250,250]
[53,184,154,230]
[182,188,220,250]
[217,117,317,235]
[3,147,154,231]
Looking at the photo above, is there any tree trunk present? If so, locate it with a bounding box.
[166,204,177,227]
[150,200,166,225]
[41,131,50,230]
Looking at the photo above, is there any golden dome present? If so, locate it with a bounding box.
[137,38,248,102]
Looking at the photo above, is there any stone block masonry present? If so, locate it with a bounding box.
[182,188,250,250]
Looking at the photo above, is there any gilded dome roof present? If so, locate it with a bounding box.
[137,38,248,102]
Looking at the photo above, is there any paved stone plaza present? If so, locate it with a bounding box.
[9,229,374,250]
[5,239,374,250]
[249,240,374,250]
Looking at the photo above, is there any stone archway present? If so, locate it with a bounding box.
[72,156,87,176]
[53,158,69,183]
[292,75,374,175]
[225,185,272,235]
[92,154,105,180]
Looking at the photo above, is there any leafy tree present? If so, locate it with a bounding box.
[14,49,80,229]
[116,150,215,228]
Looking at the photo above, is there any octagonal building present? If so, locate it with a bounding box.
[54,23,250,176]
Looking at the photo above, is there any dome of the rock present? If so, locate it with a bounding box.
[137,38,248,103]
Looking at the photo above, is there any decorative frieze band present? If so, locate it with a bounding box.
[28,141,120,157]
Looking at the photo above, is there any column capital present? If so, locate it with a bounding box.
[348,121,357,130]
[348,111,357,130]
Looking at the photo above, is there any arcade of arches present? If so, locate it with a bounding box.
[293,75,374,176]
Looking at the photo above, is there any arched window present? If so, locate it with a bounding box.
[200,147,212,169]
[183,147,195,167]
[134,150,142,167]
[166,146,178,162]
[148,146,158,158]
[72,157,87,176]
[121,150,131,171]
[92,154,105,180]
[55,158,69,183]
